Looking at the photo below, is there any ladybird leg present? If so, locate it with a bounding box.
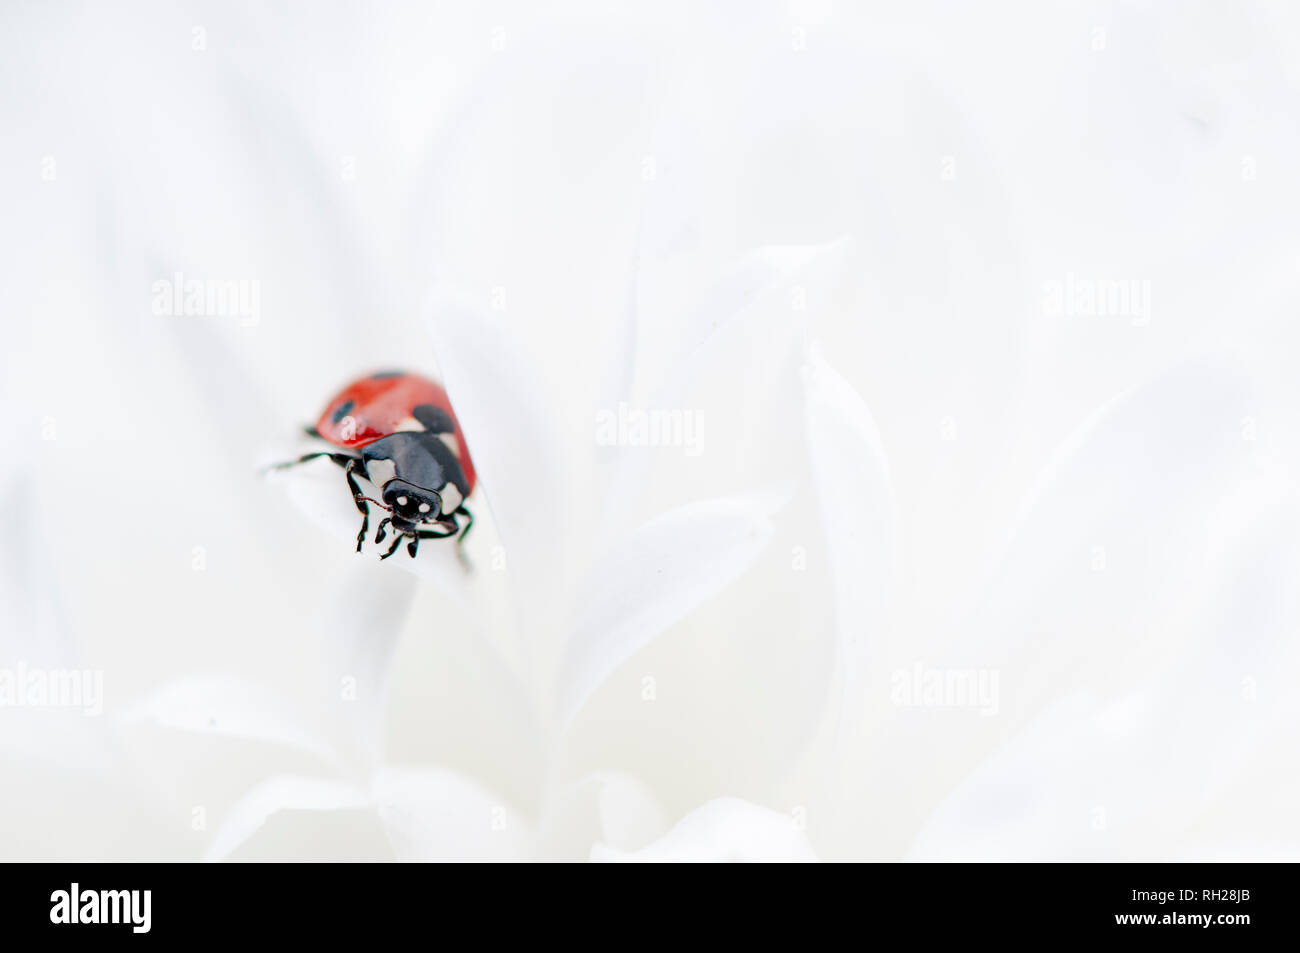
[410,518,469,568]
[411,511,471,567]
[374,517,392,544]
[414,518,458,539]
[407,535,419,559]
[454,506,474,569]
[343,458,371,552]
[265,450,353,474]
[378,533,404,560]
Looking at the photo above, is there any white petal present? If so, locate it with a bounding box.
[202,774,372,862]
[0,433,74,664]
[902,364,1279,861]
[591,797,818,862]
[317,559,418,770]
[956,361,1256,673]
[656,240,850,417]
[556,492,785,725]
[535,772,671,860]
[594,772,672,853]
[602,241,849,518]
[123,674,339,768]
[672,241,849,373]
[597,226,643,416]
[802,343,896,714]
[908,510,1300,861]
[373,765,533,862]
[427,290,571,592]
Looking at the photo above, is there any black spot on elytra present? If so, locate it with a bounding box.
[331,400,355,424]
[370,370,406,379]
[411,403,455,434]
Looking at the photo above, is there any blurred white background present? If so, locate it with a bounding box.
[2,0,1299,861]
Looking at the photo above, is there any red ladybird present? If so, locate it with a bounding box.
[273,370,476,561]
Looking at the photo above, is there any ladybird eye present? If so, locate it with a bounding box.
[418,502,431,514]
[396,496,408,506]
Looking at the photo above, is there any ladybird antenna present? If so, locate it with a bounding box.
[359,495,391,511]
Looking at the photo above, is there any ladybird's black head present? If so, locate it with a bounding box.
[381,479,442,525]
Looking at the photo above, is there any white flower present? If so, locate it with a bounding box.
[4,0,1300,863]
[123,236,842,861]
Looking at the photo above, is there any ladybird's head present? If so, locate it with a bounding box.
[381,479,442,525]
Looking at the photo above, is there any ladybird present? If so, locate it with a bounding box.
[273,370,476,561]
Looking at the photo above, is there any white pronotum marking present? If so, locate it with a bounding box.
[439,482,463,512]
